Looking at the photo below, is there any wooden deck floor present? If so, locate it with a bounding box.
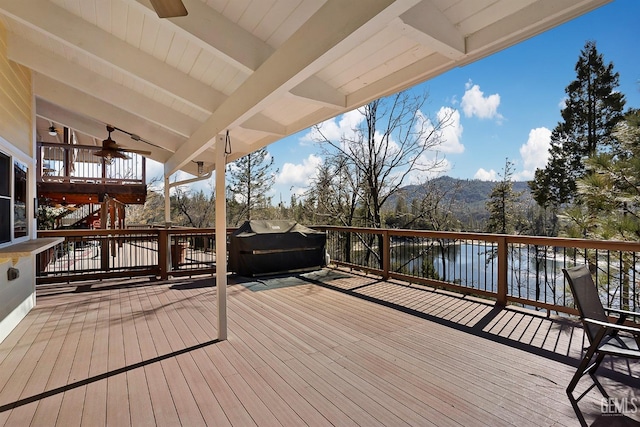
[1,268,638,426]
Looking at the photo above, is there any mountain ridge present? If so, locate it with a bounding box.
[386,176,535,227]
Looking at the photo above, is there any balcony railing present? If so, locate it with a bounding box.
[317,226,640,317]
[37,226,640,319]
[37,141,145,185]
[36,228,221,283]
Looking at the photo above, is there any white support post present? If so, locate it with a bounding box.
[164,175,171,227]
[215,134,228,340]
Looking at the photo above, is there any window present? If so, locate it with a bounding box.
[0,149,29,244]
[14,160,28,238]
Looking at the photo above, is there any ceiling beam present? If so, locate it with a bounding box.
[137,0,345,112]
[289,76,346,109]
[36,98,112,142]
[348,53,451,109]
[466,0,611,57]
[8,33,201,139]
[0,0,225,115]
[394,0,465,60]
[241,114,287,136]
[34,73,181,163]
[165,0,421,175]
[134,0,272,74]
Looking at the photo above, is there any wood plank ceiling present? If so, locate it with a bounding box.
[0,0,611,177]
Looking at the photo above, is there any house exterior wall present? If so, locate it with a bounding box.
[0,23,33,156]
[0,256,36,343]
[0,21,37,344]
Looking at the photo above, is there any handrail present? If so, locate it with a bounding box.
[36,228,238,283]
[315,226,640,317]
[36,226,640,320]
[37,141,145,185]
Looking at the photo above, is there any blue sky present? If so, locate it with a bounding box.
[264,0,640,204]
[162,0,639,204]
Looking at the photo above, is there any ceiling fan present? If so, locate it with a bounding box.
[149,0,188,18]
[93,125,151,160]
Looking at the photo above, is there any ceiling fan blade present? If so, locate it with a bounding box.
[93,149,130,160]
[149,0,188,18]
[122,148,152,155]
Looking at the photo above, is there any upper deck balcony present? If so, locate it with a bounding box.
[37,142,147,206]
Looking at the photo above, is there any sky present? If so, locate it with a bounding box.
[157,0,640,204]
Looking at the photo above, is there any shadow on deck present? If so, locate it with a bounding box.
[0,267,638,426]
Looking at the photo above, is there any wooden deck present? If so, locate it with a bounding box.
[1,268,638,426]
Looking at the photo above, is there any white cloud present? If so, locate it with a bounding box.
[276,154,322,186]
[474,168,497,181]
[461,80,503,121]
[435,107,464,153]
[517,127,552,180]
[416,107,464,155]
[301,109,364,145]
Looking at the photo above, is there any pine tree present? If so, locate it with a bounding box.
[562,109,640,241]
[486,159,522,234]
[560,109,640,309]
[227,147,277,224]
[530,41,626,209]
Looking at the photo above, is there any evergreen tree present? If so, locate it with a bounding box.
[561,109,640,241]
[227,147,277,224]
[560,109,640,309]
[486,159,522,234]
[530,41,626,209]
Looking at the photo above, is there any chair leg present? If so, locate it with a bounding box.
[567,392,589,427]
[567,349,600,427]
[567,331,611,426]
[567,345,598,395]
[588,352,609,399]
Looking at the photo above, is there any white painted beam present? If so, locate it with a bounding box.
[134,0,272,74]
[36,99,109,142]
[396,1,465,60]
[165,0,421,175]
[9,34,200,138]
[0,0,225,115]
[348,53,451,109]
[290,76,346,109]
[466,0,611,56]
[214,134,227,341]
[34,74,181,163]
[241,114,286,136]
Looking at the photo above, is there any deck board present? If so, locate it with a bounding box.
[0,269,638,426]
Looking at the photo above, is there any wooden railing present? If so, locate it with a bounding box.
[37,226,640,318]
[36,228,222,284]
[315,226,640,317]
[37,142,145,185]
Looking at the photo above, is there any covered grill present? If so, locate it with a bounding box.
[229,220,326,277]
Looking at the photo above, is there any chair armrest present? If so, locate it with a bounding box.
[604,307,640,319]
[583,318,640,335]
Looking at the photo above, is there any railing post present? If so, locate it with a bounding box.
[382,229,390,280]
[496,236,508,307]
[158,229,169,280]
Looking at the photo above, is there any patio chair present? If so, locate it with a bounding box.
[562,265,640,425]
